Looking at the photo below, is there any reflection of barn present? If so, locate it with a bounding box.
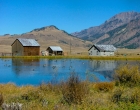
[89,60,117,80]
[90,60,116,71]
[11,38,40,56]
[47,46,63,55]
[88,44,116,56]
[12,58,40,75]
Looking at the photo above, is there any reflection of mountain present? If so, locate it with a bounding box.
[89,60,117,81]
[12,58,40,75]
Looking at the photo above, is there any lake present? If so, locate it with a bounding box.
[0,58,139,86]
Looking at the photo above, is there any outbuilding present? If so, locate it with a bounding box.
[47,46,63,55]
[88,44,116,56]
[11,38,40,56]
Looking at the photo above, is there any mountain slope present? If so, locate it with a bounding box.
[72,12,140,48]
[0,25,92,54]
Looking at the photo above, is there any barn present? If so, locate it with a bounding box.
[88,44,116,56]
[47,46,63,55]
[11,38,40,56]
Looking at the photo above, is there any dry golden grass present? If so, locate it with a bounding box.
[1,82,140,109]
[94,82,115,92]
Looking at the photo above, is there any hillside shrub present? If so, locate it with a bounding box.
[111,88,140,104]
[111,88,123,103]
[21,90,43,101]
[94,82,114,92]
[0,93,4,107]
[114,65,140,87]
[129,88,140,103]
[61,73,88,105]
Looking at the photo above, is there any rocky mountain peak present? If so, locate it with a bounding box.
[106,12,140,22]
[71,11,140,49]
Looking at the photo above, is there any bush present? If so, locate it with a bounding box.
[129,88,140,103]
[21,90,43,101]
[114,65,140,87]
[0,93,4,106]
[111,88,123,103]
[61,73,88,105]
[111,88,140,104]
[94,82,114,92]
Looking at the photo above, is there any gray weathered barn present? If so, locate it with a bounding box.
[47,46,63,55]
[11,38,40,56]
[88,44,116,56]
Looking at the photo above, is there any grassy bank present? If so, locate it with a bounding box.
[0,55,140,60]
[1,65,140,109]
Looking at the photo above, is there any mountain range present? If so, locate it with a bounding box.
[72,11,140,49]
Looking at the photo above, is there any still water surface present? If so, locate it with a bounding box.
[0,58,139,86]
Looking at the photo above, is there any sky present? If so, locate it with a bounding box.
[1,0,140,35]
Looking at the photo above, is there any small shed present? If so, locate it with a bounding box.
[47,46,63,55]
[88,44,116,56]
[11,38,40,56]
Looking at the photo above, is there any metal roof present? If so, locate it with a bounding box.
[18,38,40,46]
[89,44,116,52]
[49,46,63,51]
[95,44,116,52]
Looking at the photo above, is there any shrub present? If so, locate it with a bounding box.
[94,82,114,92]
[111,88,140,104]
[0,93,4,106]
[129,88,140,103]
[61,73,88,105]
[21,90,43,101]
[114,65,140,87]
[40,83,54,92]
[40,83,61,94]
[111,88,123,103]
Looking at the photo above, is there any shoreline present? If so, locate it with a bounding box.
[0,55,140,60]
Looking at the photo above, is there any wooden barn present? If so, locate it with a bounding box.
[88,44,116,56]
[11,38,40,56]
[47,46,63,55]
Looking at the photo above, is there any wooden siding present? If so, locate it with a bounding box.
[24,47,40,56]
[12,39,40,56]
[12,39,24,56]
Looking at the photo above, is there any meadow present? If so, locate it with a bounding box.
[1,64,140,110]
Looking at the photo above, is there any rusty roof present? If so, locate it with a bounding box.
[17,38,40,46]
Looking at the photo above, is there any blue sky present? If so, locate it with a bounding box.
[0,0,140,35]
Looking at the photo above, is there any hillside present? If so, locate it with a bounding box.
[72,12,140,49]
[0,25,92,54]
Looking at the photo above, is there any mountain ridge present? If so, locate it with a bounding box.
[71,11,140,49]
[0,25,92,54]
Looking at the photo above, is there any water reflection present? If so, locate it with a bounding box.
[12,58,40,75]
[90,60,116,71]
[87,60,117,82]
[0,58,139,86]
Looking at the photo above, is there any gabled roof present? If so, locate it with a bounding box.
[48,46,63,51]
[12,38,40,46]
[89,44,116,52]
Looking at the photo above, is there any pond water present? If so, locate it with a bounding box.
[0,58,140,86]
